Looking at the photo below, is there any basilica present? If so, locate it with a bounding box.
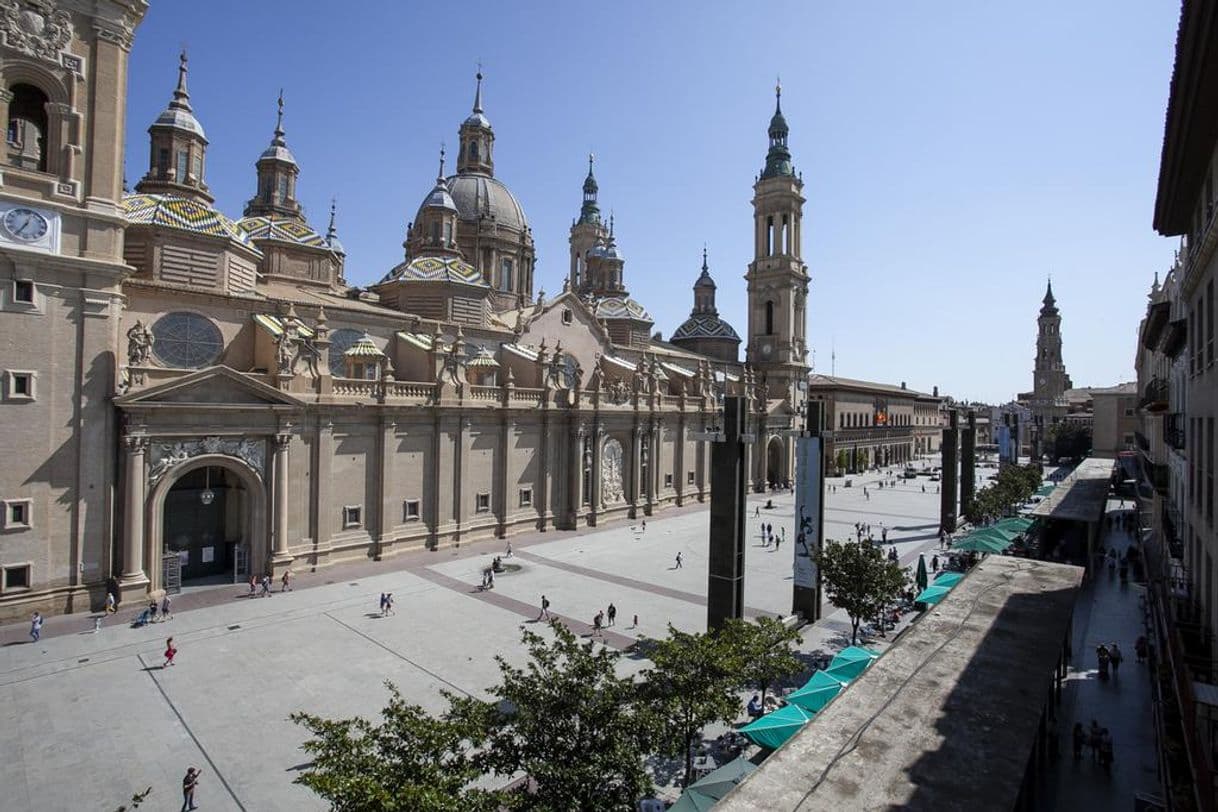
[0,1,811,618]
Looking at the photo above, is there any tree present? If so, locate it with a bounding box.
[642,625,741,788]
[1047,422,1092,462]
[290,684,496,812]
[814,539,907,644]
[721,616,803,706]
[473,623,653,811]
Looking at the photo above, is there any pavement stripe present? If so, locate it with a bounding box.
[322,612,474,697]
[411,566,637,650]
[512,550,774,619]
[138,652,247,812]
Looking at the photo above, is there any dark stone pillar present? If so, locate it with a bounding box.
[792,400,825,622]
[940,410,959,534]
[960,410,977,520]
[708,396,747,630]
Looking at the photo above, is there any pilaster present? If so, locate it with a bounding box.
[119,433,149,595]
[271,432,293,568]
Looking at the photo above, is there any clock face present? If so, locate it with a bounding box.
[4,208,48,242]
[762,343,773,356]
[1038,377,1046,386]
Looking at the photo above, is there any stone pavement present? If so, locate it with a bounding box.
[1045,498,1161,809]
[0,460,965,811]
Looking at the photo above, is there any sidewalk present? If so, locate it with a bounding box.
[1045,499,1160,809]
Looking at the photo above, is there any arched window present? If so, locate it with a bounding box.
[765,300,774,335]
[151,312,224,369]
[766,215,774,255]
[327,328,364,377]
[430,221,441,245]
[7,84,49,172]
[469,139,479,160]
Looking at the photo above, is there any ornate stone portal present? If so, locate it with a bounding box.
[601,437,624,505]
[148,436,265,484]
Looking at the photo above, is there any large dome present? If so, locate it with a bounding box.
[671,313,740,342]
[446,174,528,233]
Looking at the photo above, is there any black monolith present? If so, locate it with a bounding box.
[708,396,747,629]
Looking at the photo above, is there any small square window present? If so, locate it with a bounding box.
[664,473,674,488]
[687,471,696,484]
[342,505,362,529]
[2,564,30,591]
[403,499,420,522]
[476,492,491,513]
[5,370,34,400]
[13,280,34,303]
[519,487,533,508]
[2,499,31,530]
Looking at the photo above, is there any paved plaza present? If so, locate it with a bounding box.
[0,462,966,811]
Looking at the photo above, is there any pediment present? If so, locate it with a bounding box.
[117,366,304,407]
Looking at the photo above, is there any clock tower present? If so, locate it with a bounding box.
[1033,279,1071,403]
[745,83,809,404]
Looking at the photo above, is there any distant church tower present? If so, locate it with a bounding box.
[1033,279,1072,405]
[745,83,809,404]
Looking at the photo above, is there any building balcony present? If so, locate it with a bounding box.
[1163,318,1188,358]
[1142,299,1172,349]
[832,426,914,444]
[1141,377,1169,412]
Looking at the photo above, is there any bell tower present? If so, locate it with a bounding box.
[745,83,809,403]
[1033,279,1071,401]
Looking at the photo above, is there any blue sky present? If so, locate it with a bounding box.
[124,2,1180,404]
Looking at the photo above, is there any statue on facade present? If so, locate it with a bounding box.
[126,320,154,366]
[601,438,624,505]
[587,354,604,392]
[276,329,297,375]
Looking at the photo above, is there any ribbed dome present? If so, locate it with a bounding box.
[418,179,457,214]
[595,296,652,322]
[154,105,206,139]
[671,314,740,342]
[445,174,528,232]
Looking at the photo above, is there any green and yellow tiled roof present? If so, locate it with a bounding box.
[237,215,328,248]
[122,193,256,249]
[379,255,488,288]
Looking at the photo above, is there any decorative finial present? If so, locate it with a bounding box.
[775,75,782,112]
[171,49,192,109]
[609,212,615,237]
[327,198,338,240]
[270,89,285,146]
[702,244,708,271]
[437,143,446,182]
[588,152,595,173]
[473,63,484,114]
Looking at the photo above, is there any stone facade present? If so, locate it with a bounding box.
[807,375,943,475]
[0,2,809,620]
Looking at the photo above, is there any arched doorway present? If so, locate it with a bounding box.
[766,436,784,488]
[148,456,267,591]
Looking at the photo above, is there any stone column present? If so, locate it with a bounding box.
[590,424,603,525]
[500,417,515,536]
[378,417,397,557]
[960,410,977,519]
[568,422,585,527]
[454,417,469,543]
[120,434,149,590]
[940,410,959,534]
[538,410,551,530]
[675,414,687,506]
[272,432,293,567]
[630,424,643,518]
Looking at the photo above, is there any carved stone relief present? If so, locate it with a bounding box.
[601,437,624,505]
[148,436,265,485]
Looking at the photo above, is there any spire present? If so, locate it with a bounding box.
[472,67,484,114]
[326,198,337,241]
[172,50,192,112]
[579,152,601,225]
[457,66,494,175]
[437,143,447,183]
[272,89,285,146]
[1042,277,1055,306]
[702,244,709,273]
[761,79,794,179]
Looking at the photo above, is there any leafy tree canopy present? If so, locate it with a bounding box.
[814,539,908,644]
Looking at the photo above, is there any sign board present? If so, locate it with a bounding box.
[793,436,821,590]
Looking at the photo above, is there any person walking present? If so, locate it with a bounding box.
[248,574,257,598]
[260,574,272,597]
[774,535,781,552]
[538,595,551,621]
[180,766,201,811]
[674,551,683,568]
[384,593,395,615]
[281,569,292,592]
[593,610,604,636]
[632,613,639,629]
[781,527,786,544]
[105,592,117,614]
[641,520,647,534]
[163,636,177,667]
[931,554,939,573]
[29,611,42,643]
[1109,642,1123,676]
[379,592,388,616]
[1096,644,1111,680]
[160,594,173,621]
[607,602,617,626]
[148,599,159,624]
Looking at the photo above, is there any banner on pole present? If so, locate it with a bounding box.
[793,436,821,590]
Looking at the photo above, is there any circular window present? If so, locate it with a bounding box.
[151,312,224,369]
[328,328,364,377]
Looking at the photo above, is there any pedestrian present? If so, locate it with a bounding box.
[1096,644,1110,680]
[593,610,604,635]
[755,506,760,518]
[675,551,683,568]
[931,554,939,573]
[1089,720,1101,762]
[607,602,617,626]
[538,595,550,621]
[882,528,888,544]
[485,568,494,590]
[505,541,513,557]
[148,599,159,623]
[781,527,786,544]
[181,766,201,811]
[922,484,926,493]
[1109,642,1123,675]
[248,574,257,598]
[642,520,647,533]
[161,594,173,621]
[28,611,42,643]
[1071,722,1084,761]
[632,613,639,628]
[379,592,388,616]
[105,592,117,614]
[1135,635,1148,663]
[281,569,292,592]
[774,535,781,551]
[261,574,272,597]
[164,636,177,667]
[385,593,395,615]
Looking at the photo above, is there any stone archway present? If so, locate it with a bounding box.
[766,436,785,488]
[146,455,268,593]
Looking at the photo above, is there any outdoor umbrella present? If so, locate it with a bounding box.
[740,703,813,750]
[933,571,964,587]
[998,516,1034,532]
[953,535,1009,554]
[971,525,1019,543]
[786,670,849,714]
[823,655,873,682]
[834,645,880,663]
[668,757,757,812]
[915,584,952,605]
[916,554,929,592]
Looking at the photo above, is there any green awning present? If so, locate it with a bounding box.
[823,656,872,682]
[933,571,964,587]
[997,516,1034,532]
[915,584,952,605]
[953,535,1010,553]
[669,756,757,812]
[834,645,880,663]
[741,703,813,750]
[786,670,849,714]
